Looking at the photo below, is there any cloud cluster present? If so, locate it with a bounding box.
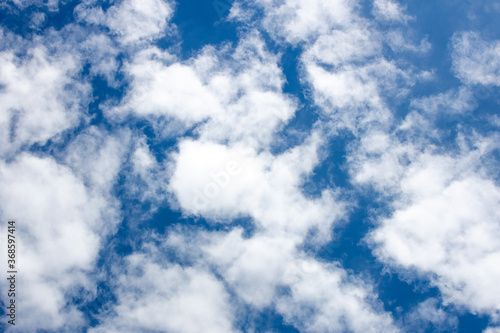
[452,32,500,86]
[1,0,499,331]
[0,43,90,157]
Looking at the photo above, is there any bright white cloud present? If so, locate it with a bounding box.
[366,141,500,319]
[0,46,90,157]
[246,0,354,45]
[0,152,121,331]
[278,259,398,333]
[168,132,344,239]
[76,0,174,44]
[2,0,499,331]
[90,246,238,333]
[113,32,297,148]
[155,228,399,333]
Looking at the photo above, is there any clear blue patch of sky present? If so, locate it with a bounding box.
[169,0,238,59]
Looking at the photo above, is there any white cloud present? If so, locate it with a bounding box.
[372,0,412,23]
[107,0,174,44]
[168,131,344,239]
[113,32,296,148]
[452,32,500,86]
[63,126,129,193]
[385,31,432,54]
[278,259,398,333]
[113,47,222,125]
[0,45,90,157]
[366,142,500,319]
[402,298,458,332]
[7,0,59,11]
[158,228,398,333]
[280,1,429,134]
[485,327,500,333]
[410,87,476,115]
[0,153,121,332]
[246,0,354,45]
[347,130,416,192]
[80,33,120,86]
[90,246,238,333]
[76,0,174,45]
[304,28,382,67]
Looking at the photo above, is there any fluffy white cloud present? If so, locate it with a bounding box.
[107,0,174,44]
[365,141,500,319]
[0,152,121,332]
[90,246,238,333]
[113,32,296,148]
[452,32,500,86]
[168,132,344,239]
[372,0,411,23]
[0,45,90,157]
[372,174,500,315]
[156,228,399,333]
[347,130,416,192]
[113,47,222,124]
[278,259,397,333]
[76,0,174,44]
[244,0,354,45]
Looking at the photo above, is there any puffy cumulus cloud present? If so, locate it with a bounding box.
[239,0,354,45]
[157,228,398,333]
[366,140,500,319]
[302,34,430,132]
[303,59,399,131]
[277,259,397,333]
[75,0,175,45]
[232,0,429,132]
[106,0,174,44]
[452,32,500,86]
[372,174,500,316]
[203,229,298,308]
[251,0,429,134]
[168,131,344,239]
[304,28,382,67]
[111,46,221,125]
[113,32,296,148]
[0,45,90,157]
[209,233,398,333]
[90,245,238,333]
[0,152,121,332]
[347,130,417,192]
[346,70,500,318]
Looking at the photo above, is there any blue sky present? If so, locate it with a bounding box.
[0,0,499,332]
